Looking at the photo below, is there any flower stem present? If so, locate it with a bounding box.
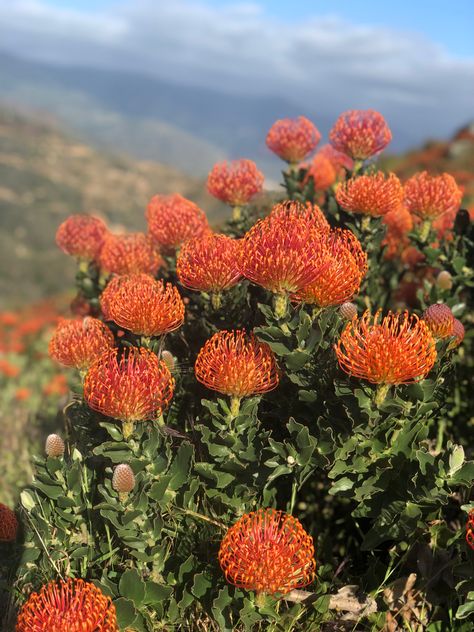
[232,205,242,221]
[230,396,241,419]
[122,420,135,440]
[274,294,288,319]
[211,292,222,310]
[374,383,390,407]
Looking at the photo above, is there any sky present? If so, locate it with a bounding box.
[0,0,473,145]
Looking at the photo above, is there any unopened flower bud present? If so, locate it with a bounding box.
[0,504,19,542]
[45,434,65,457]
[339,302,357,320]
[161,350,175,371]
[112,464,135,493]
[436,270,453,291]
[423,303,454,338]
[451,319,465,348]
[287,455,296,466]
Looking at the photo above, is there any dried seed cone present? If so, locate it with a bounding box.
[16,578,118,631]
[112,464,135,493]
[423,304,455,339]
[45,434,65,458]
[339,302,358,320]
[0,503,18,542]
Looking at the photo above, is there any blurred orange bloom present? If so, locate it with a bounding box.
[56,214,108,261]
[0,503,18,542]
[329,109,392,160]
[404,171,462,221]
[303,154,337,191]
[99,233,163,276]
[423,304,455,339]
[266,116,321,163]
[207,159,264,206]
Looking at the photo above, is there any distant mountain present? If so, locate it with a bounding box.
[0,106,222,307]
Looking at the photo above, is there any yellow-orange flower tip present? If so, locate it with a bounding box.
[329,109,392,160]
[15,578,118,631]
[404,172,462,221]
[146,193,209,253]
[339,302,358,321]
[266,116,321,164]
[0,503,18,542]
[99,232,163,276]
[195,330,279,398]
[45,434,65,458]
[100,273,184,336]
[466,510,474,551]
[451,319,465,347]
[240,201,329,295]
[335,310,436,385]
[423,303,455,339]
[218,508,316,596]
[436,270,453,291]
[317,144,354,173]
[302,154,337,191]
[270,200,330,233]
[84,347,175,423]
[48,317,115,371]
[207,159,264,207]
[336,172,404,217]
[56,214,108,261]
[177,233,242,294]
[112,464,135,493]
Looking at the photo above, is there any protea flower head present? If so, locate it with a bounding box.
[99,232,163,276]
[146,193,209,253]
[382,205,414,259]
[218,508,316,596]
[335,310,436,385]
[100,273,185,337]
[302,154,337,191]
[466,510,474,551]
[112,464,135,493]
[270,200,330,233]
[266,116,321,164]
[436,270,453,291]
[317,143,354,173]
[84,347,175,436]
[404,172,462,221]
[339,302,358,320]
[56,214,108,261]
[423,303,455,339]
[207,159,264,209]
[451,319,465,347]
[329,109,392,160]
[0,503,18,542]
[336,172,404,217]
[45,434,65,458]
[15,578,118,631]
[48,318,115,372]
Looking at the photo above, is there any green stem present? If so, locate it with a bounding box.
[211,292,222,310]
[230,396,241,419]
[419,219,432,243]
[288,479,298,515]
[435,418,446,453]
[374,383,390,407]
[274,293,288,319]
[232,205,242,221]
[122,420,135,440]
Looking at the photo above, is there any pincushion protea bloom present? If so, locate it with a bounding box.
[466,510,474,551]
[207,160,264,219]
[195,330,279,415]
[329,109,392,160]
[336,172,404,217]
[218,508,316,596]
[423,304,455,339]
[270,200,330,233]
[335,310,436,393]
[451,319,465,348]
[146,193,209,252]
[177,233,241,307]
[101,273,184,337]
[56,214,108,261]
[16,578,118,631]
[382,205,414,259]
[404,172,462,221]
[84,347,175,437]
[49,317,115,372]
[0,503,18,542]
[266,116,321,164]
[99,232,163,276]
[317,144,354,174]
[302,154,337,191]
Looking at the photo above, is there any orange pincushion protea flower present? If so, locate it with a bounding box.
[329,109,392,160]
[466,510,474,551]
[303,154,337,191]
[336,172,404,217]
[423,304,455,339]
[270,200,330,233]
[335,310,436,385]
[56,214,108,261]
[451,319,465,347]
[219,508,316,595]
[84,348,174,424]
[195,330,279,399]
[16,578,118,631]
[177,233,241,295]
[266,116,321,163]
[0,503,18,542]
[49,317,115,371]
[146,193,209,253]
[100,273,184,336]
[207,159,264,207]
[99,233,163,276]
[382,206,414,259]
[317,144,354,173]
[404,172,462,221]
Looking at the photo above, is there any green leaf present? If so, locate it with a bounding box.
[449,445,465,476]
[144,582,173,605]
[20,490,36,511]
[168,442,194,491]
[456,593,474,619]
[113,597,137,627]
[329,477,354,494]
[119,569,146,607]
[191,572,212,598]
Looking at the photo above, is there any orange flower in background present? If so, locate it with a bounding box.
[56,214,108,261]
[336,172,404,217]
[423,304,455,339]
[382,206,414,259]
[270,200,330,233]
[146,193,209,252]
[14,387,31,401]
[195,330,279,398]
[49,318,114,371]
[335,310,436,385]
[302,154,337,191]
[0,359,20,378]
[99,232,163,276]
[317,144,354,174]
[0,503,18,542]
[404,172,462,221]
[43,373,69,397]
[219,508,316,595]
[466,510,474,551]
[329,109,392,160]
[293,229,367,307]
[84,347,175,423]
[177,233,242,295]
[266,116,321,163]
[207,159,264,207]
[16,578,118,631]
[101,274,184,337]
